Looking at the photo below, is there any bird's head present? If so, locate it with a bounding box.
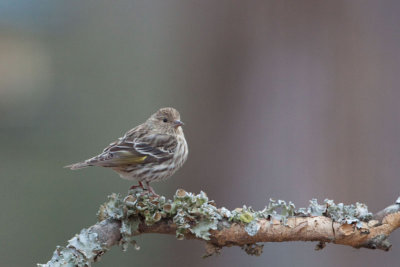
[147,107,184,134]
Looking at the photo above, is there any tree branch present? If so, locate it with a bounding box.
[38,190,400,266]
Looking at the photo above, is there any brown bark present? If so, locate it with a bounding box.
[39,196,400,266]
[138,211,400,251]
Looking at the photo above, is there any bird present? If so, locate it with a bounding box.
[65,107,188,195]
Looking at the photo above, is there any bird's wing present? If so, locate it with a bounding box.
[85,133,177,167]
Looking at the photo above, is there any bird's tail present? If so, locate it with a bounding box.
[64,161,90,170]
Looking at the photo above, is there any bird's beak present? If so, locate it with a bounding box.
[173,120,184,128]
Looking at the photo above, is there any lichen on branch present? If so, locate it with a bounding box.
[38,189,400,267]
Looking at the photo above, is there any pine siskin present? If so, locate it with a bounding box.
[65,107,188,194]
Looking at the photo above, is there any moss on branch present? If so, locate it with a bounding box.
[38,189,400,267]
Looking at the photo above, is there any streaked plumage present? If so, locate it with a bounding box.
[65,107,188,194]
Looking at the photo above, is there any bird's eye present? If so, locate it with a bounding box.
[163,118,168,123]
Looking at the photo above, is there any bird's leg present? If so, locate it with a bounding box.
[146,181,159,197]
[130,181,144,190]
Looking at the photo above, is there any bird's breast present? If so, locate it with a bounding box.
[174,134,188,168]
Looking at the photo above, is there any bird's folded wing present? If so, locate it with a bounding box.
[86,134,177,167]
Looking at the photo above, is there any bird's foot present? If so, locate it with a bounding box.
[129,181,146,195]
[137,189,159,198]
[147,187,159,197]
[146,182,159,197]
[130,181,144,190]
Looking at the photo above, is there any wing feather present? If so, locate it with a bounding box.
[84,133,177,167]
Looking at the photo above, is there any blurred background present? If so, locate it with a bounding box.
[1,1,399,266]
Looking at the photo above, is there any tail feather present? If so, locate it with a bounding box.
[64,161,90,170]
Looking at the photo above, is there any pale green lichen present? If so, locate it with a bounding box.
[259,199,296,225]
[97,193,124,221]
[297,198,326,216]
[226,197,371,238]
[119,218,140,251]
[38,246,85,267]
[219,207,232,218]
[96,188,222,246]
[230,206,259,223]
[230,207,259,236]
[229,200,296,236]
[38,228,108,267]
[364,234,391,250]
[39,190,381,266]
[171,189,221,240]
[296,198,372,228]
[244,220,260,236]
[239,211,254,223]
[191,220,218,240]
[68,228,103,260]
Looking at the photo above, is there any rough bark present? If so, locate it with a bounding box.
[38,192,400,266]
